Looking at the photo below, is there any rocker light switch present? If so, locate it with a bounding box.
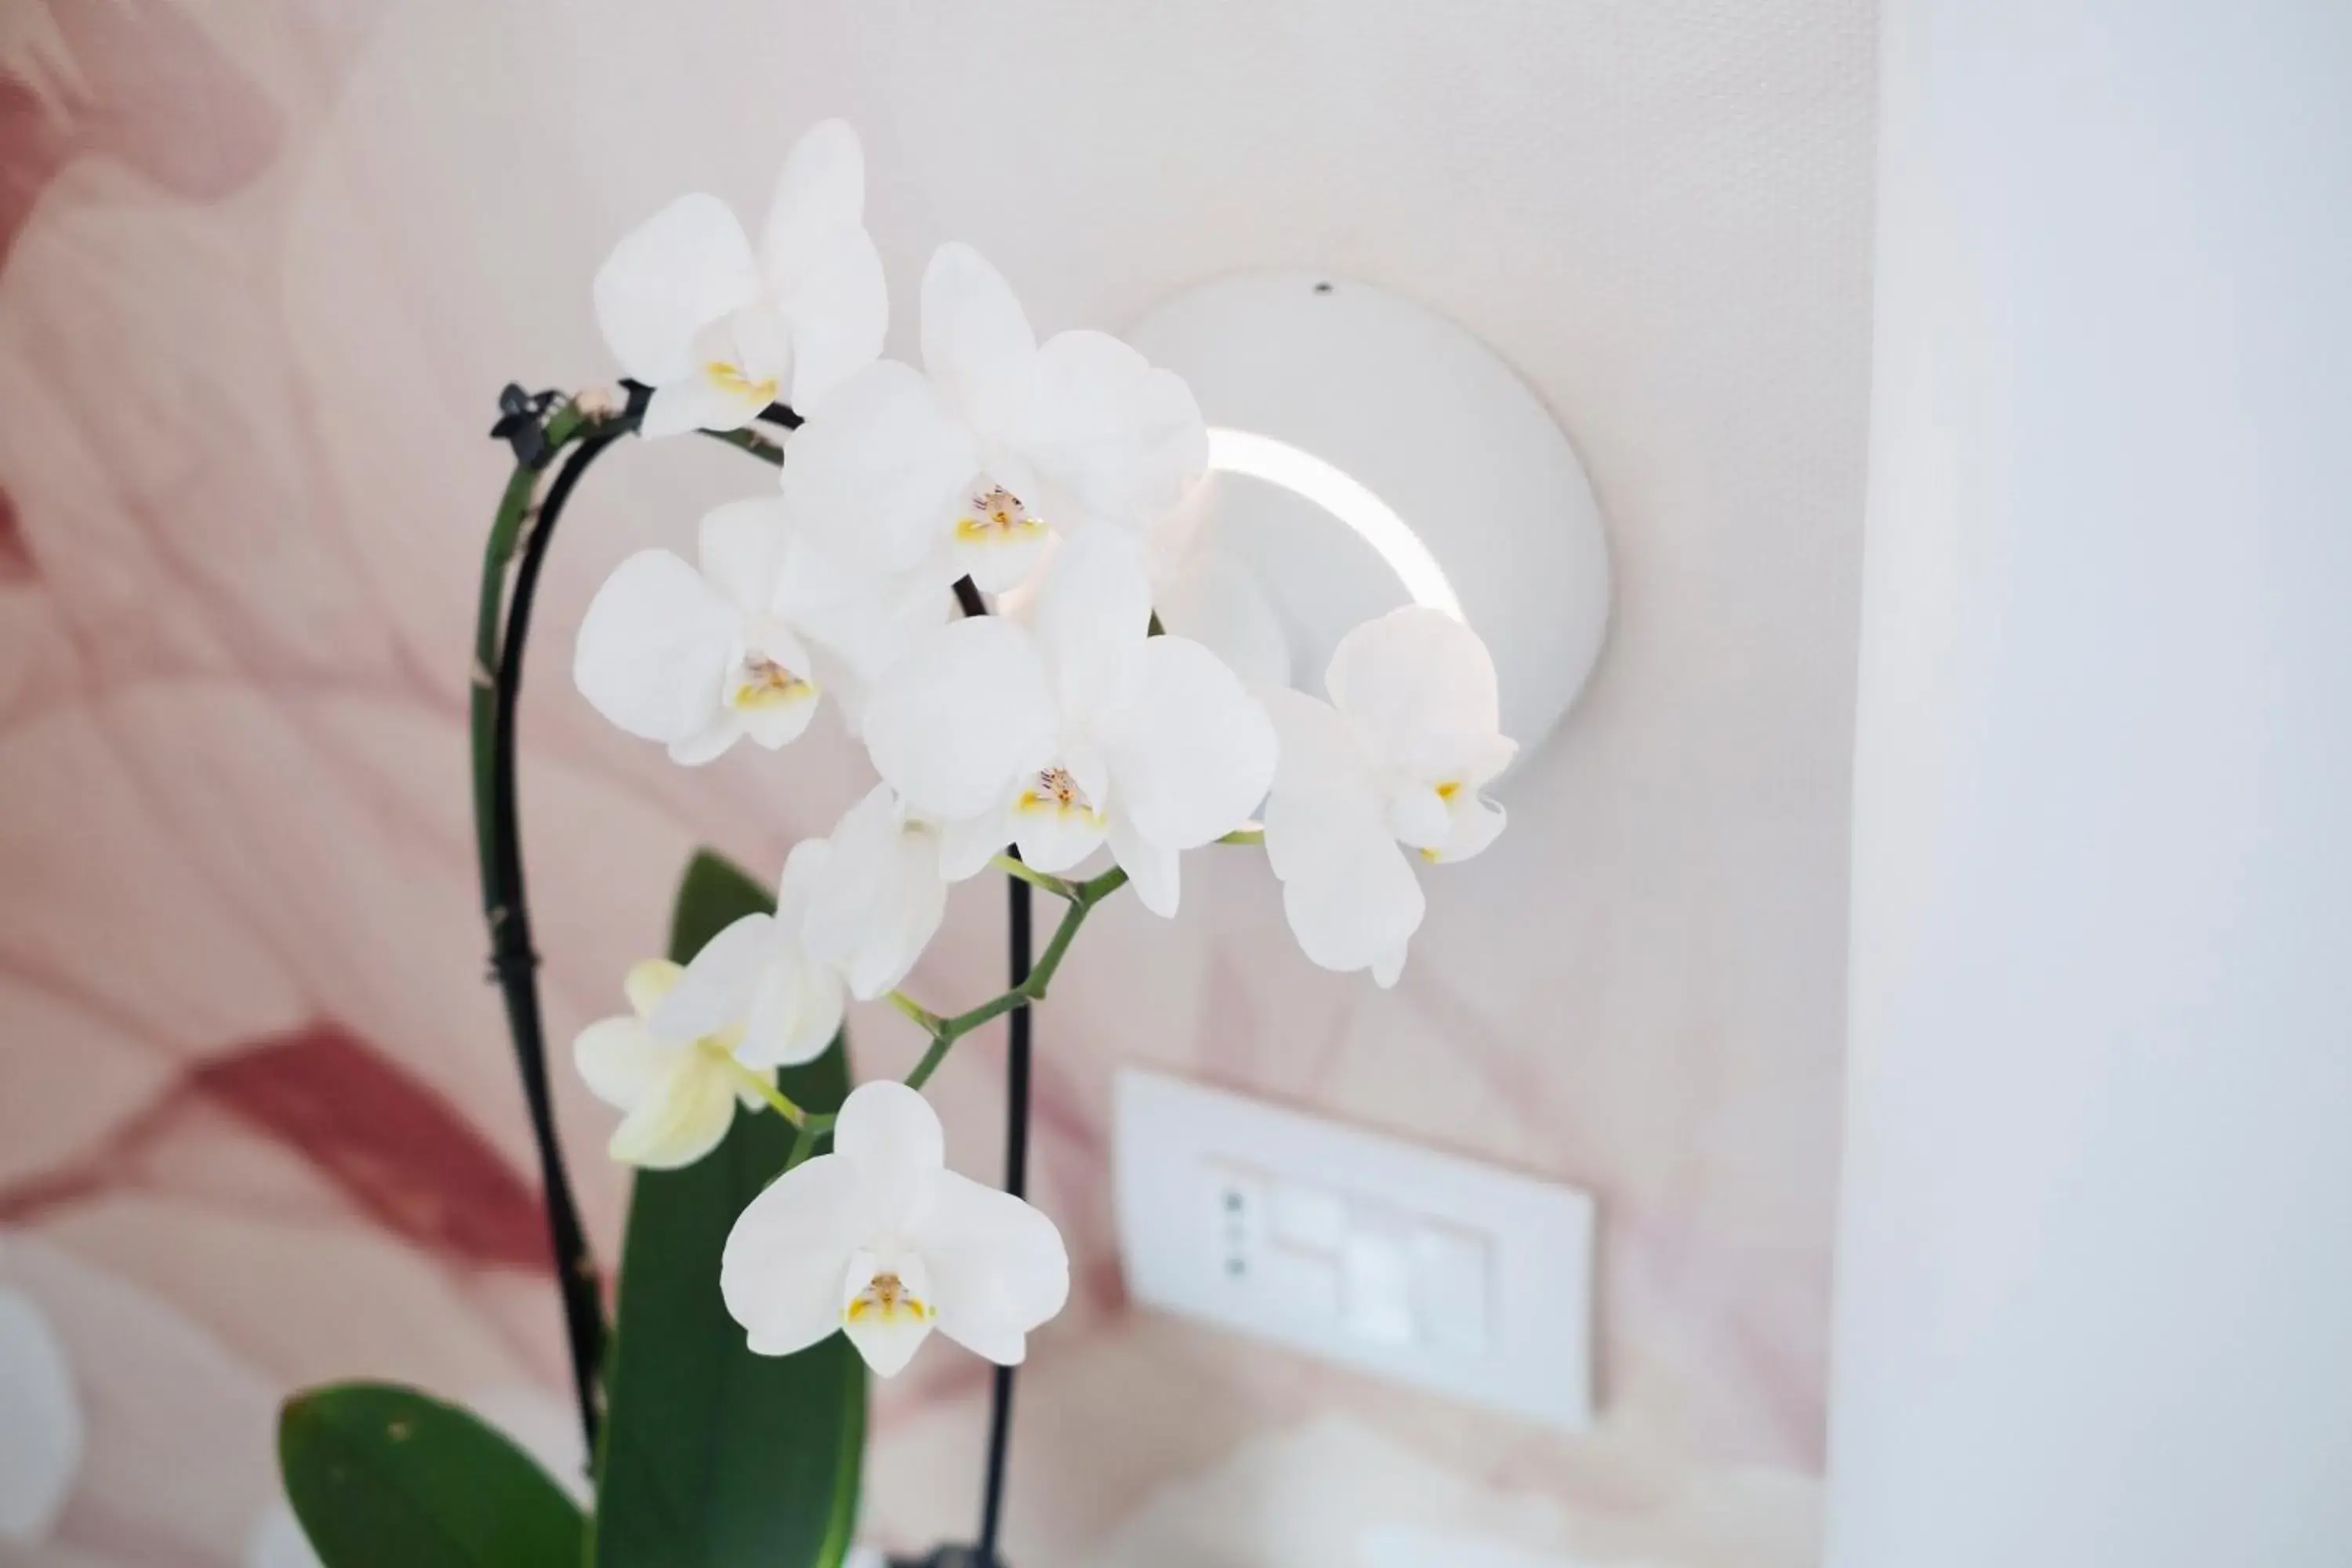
[1272,1179,1349,1252]
[1410,1220,1493,1354]
[1115,1069,1595,1431]
[1340,1212,1416,1345]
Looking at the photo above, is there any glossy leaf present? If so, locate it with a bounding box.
[592,849,866,1567]
[278,1382,585,1567]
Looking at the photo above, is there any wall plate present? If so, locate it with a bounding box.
[1113,1069,1595,1432]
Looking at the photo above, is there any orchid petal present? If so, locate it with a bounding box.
[0,1287,80,1546]
[1325,607,1516,783]
[1011,795,1108,875]
[831,1080,946,1189]
[781,361,979,575]
[774,836,826,941]
[666,710,743,766]
[760,118,866,281]
[648,911,776,1042]
[778,227,888,413]
[729,684,821,751]
[608,1057,739,1169]
[1017,332,1206,530]
[573,1014,678,1112]
[1104,636,1278,849]
[573,550,735,746]
[910,1169,1070,1367]
[640,371,766,437]
[951,522,1054,597]
[921,242,1036,437]
[726,307,797,387]
[865,618,1058,823]
[1386,783,1451,851]
[698,497,793,615]
[1107,815,1182,918]
[730,1062,779,1112]
[839,1287,935,1377]
[1436,790,1508,863]
[623,957,684,1018]
[733,840,846,1066]
[1261,691,1428,976]
[1033,527,1150,724]
[741,949,844,1068]
[721,1151,871,1357]
[773,531,953,685]
[832,1083,948,1240]
[593,192,758,385]
[1261,684,1374,794]
[938,805,1014,882]
[1268,799,1427,978]
[805,786,949,1000]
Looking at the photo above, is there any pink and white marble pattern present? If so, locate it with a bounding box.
[0,2,1874,1563]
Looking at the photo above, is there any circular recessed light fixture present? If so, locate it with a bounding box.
[1130,273,1610,768]
[1203,427,1466,622]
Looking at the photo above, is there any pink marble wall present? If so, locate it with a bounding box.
[0,3,1874,1564]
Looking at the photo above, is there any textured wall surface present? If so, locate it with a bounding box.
[0,2,1875,1563]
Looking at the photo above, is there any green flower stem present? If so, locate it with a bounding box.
[471,394,764,916]
[887,990,942,1031]
[898,864,1130,1092]
[1218,826,1264,846]
[699,424,785,466]
[470,403,593,913]
[470,389,800,1449]
[988,853,1076,899]
[784,1112,837,1172]
[714,1051,808,1128]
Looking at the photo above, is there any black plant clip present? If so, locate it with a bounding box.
[489,383,563,467]
[619,377,656,426]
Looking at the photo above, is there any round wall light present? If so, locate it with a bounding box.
[1129,273,1611,769]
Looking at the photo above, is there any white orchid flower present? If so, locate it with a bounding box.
[1261,608,1516,987]
[863,530,1276,916]
[594,118,886,435]
[802,784,950,1001]
[779,241,1206,593]
[0,1278,81,1546]
[721,1081,1068,1377]
[573,495,947,764]
[572,956,786,1170]
[648,839,848,1073]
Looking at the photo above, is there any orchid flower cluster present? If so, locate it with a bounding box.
[567,122,1516,1384]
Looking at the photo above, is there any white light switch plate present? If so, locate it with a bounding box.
[1114,1069,1595,1431]
[1359,1528,1589,1568]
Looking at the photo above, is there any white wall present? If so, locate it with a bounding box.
[1827,2,2352,1564]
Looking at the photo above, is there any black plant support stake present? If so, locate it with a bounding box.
[475,386,1031,1561]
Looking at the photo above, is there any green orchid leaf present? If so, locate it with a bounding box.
[278,1382,586,1567]
[592,848,866,1567]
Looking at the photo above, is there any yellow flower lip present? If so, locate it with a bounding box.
[1016,766,1106,826]
[704,359,779,404]
[730,655,816,712]
[844,1271,935,1324]
[956,484,1047,543]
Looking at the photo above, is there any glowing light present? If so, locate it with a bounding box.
[1205,428,1465,621]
